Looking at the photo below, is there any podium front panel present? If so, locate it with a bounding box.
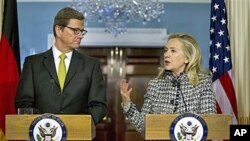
[6,115,95,140]
[145,114,232,140]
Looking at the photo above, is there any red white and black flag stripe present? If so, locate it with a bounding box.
[0,0,20,138]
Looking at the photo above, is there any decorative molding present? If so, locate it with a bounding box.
[48,28,168,48]
[17,0,210,3]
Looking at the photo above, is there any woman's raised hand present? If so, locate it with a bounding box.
[120,79,132,104]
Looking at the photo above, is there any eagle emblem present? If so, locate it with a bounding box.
[29,114,66,141]
[170,113,208,141]
[179,122,199,140]
[37,122,58,141]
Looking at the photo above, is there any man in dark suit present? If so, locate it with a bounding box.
[15,7,107,124]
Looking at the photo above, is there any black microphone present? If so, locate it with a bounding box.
[170,99,175,104]
[171,80,177,106]
[177,81,187,113]
[172,80,187,113]
[50,79,54,84]
[172,79,177,87]
[50,79,57,96]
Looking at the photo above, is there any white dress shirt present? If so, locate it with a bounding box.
[52,45,72,74]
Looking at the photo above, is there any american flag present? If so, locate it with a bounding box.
[209,0,238,124]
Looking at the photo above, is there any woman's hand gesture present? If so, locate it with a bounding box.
[120,79,132,104]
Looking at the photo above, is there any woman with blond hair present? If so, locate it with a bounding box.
[120,33,216,133]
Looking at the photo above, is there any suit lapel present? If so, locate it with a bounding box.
[43,49,60,88]
[64,50,83,88]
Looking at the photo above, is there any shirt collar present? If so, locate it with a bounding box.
[52,44,73,60]
[164,70,187,82]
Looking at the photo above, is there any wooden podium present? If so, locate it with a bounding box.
[5,114,96,140]
[145,114,232,140]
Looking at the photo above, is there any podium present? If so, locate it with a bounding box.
[145,114,232,140]
[5,114,96,140]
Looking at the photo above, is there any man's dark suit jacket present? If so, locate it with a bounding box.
[15,49,107,124]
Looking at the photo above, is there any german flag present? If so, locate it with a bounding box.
[0,0,20,140]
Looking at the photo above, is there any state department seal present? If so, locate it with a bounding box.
[29,113,66,141]
[170,113,208,141]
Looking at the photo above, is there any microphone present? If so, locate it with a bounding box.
[170,99,175,104]
[172,80,187,113]
[172,79,177,87]
[50,79,57,96]
[177,81,187,113]
[50,79,54,84]
[170,80,177,105]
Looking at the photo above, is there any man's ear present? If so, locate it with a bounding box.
[55,25,63,35]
